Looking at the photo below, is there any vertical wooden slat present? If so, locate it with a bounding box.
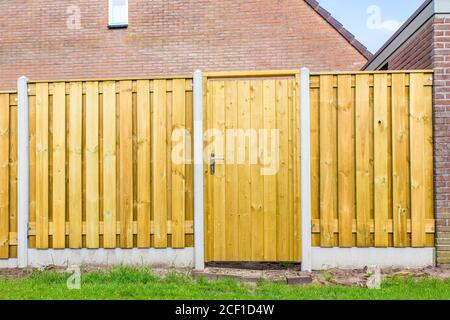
[310,83,320,247]
[9,101,18,257]
[276,79,290,259]
[319,75,336,247]
[293,75,301,261]
[85,82,99,248]
[287,79,295,260]
[204,79,212,261]
[374,74,389,247]
[52,83,66,248]
[69,82,82,248]
[423,74,434,247]
[119,81,133,248]
[392,74,409,247]
[250,80,264,261]
[0,94,10,257]
[337,75,354,247]
[172,79,186,248]
[355,74,372,247]
[410,73,427,247]
[152,80,167,248]
[211,81,226,260]
[29,88,36,248]
[102,81,117,248]
[36,83,49,248]
[136,80,151,248]
[184,86,194,247]
[237,80,252,260]
[263,80,277,260]
[225,80,239,260]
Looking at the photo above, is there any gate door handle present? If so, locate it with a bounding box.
[210,153,224,175]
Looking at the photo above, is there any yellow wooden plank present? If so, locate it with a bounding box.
[204,78,213,261]
[337,75,354,247]
[423,75,434,247]
[85,82,100,248]
[152,80,168,248]
[35,83,49,248]
[0,94,10,257]
[52,83,66,248]
[262,80,277,260]
[287,78,295,260]
[319,75,336,247]
[166,81,173,249]
[310,87,320,247]
[391,73,409,247]
[69,82,82,248]
[250,80,264,261]
[355,74,372,247]
[102,81,117,248]
[276,79,291,259]
[237,80,252,260]
[28,220,195,236]
[184,87,194,247]
[211,81,226,260]
[224,80,239,260]
[171,79,186,248]
[9,103,18,256]
[28,89,36,248]
[119,81,133,248]
[311,218,435,235]
[410,73,427,247]
[293,75,301,261]
[374,74,389,247]
[136,80,151,248]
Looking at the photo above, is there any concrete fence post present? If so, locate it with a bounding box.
[17,76,29,268]
[300,68,312,271]
[193,70,205,270]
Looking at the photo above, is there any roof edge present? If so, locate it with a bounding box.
[304,0,373,60]
[362,0,433,70]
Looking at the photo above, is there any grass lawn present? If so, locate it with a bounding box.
[0,267,448,300]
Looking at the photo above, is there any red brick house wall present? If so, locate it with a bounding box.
[0,0,369,90]
[433,17,450,264]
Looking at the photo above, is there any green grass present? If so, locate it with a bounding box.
[0,267,448,300]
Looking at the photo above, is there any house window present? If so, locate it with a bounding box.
[108,0,128,28]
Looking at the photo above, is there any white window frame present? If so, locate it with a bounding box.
[108,0,128,28]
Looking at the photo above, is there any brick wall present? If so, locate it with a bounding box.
[433,17,450,264]
[0,0,368,90]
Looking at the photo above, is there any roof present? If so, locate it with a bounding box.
[362,0,433,70]
[304,0,372,60]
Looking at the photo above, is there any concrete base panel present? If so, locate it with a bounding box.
[0,259,18,268]
[311,247,435,270]
[24,248,194,268]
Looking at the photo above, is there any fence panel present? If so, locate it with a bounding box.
[0,91,17,259]
[310,71,434,247]
[28,77,194,249]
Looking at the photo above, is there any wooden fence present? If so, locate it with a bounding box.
[0,91,18,258]
[310,71,434,248]
[0,70,436,261]
[27,77,194,249]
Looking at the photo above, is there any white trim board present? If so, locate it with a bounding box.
[311,248,435,270]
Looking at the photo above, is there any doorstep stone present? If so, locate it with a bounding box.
[286,275,313,285]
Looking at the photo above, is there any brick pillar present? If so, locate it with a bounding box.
[433,17,450,264]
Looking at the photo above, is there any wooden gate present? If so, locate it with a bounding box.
[204,71,301,262]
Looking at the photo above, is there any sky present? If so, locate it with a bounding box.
[317,0,425,54]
